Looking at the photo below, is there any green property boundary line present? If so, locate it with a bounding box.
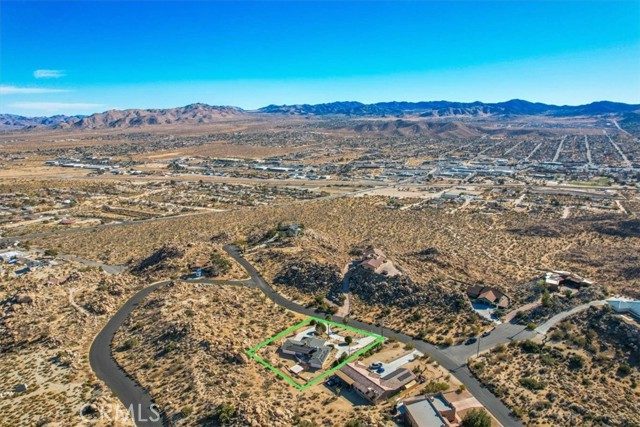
[245,316,384,390]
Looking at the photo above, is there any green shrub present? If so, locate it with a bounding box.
[422,381,450,393]
[180,406,193,418]
[122,338,139,350]
[568,355,585,370]
[461,408,492,427]
[519,377,546,391]
[206,403,236,425]
[520,340,540,353]
[617,364,631,377]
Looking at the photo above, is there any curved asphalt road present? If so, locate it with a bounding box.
[222,245,524,427]
[90,245,525,427]
[89,281,169,426]
[88,277,258,426]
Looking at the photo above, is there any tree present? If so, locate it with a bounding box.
[541,289,552,307]
[462,408,491,427]
[344,336,353,346]
[315,322,327,336]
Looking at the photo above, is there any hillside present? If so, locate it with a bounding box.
[349,119,482,138]
[0,103,244,131]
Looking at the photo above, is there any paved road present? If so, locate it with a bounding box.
[222,245,524,427]
[535,300,606,335]
[89,281,169,426]
[57,254,126,275]
[93,244,603,427]
[88,276,256,426]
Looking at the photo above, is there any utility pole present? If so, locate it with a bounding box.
[476,335,481,359]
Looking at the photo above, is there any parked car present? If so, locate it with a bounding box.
[481,331,491,338]
[368,362,383,370]
[465,337,478,345]
[376,367,385,374]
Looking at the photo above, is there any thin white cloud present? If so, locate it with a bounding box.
[8,102,104,112]
[0,85,70,95]
[34,69,66,79]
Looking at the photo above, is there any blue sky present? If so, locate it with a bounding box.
[1,1,639,116]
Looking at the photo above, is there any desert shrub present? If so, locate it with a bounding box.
[205,403,236,425]
[315,322,327,335]
[540,354,556,366]
[520,340,540,353]
[519,377,546,391]
[422,381,449,393]
[409,312,423,322]
[462,408,492,427]
[550,330,565,341]
[617,364,632,377]
[568,355,585,370]
[493,344,506,353]
[180,406,193,418]
[209,252,231,276]
[122,338,139,350]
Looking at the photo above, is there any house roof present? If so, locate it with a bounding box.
[607,298,640,318]
[363,248,386,258]
[339,362,416,398]
[468,285,508,303]
[478,289,500,303]
[361,258,384,269]
[340,363,386,398]
[282,337,332,366]
[189,259,209,269]
[466,285,484,298]
[380,368,417,390]
[282,337,326,354]
[309,346,332,367]
[405,399,448,427]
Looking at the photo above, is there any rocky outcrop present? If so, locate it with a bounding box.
[132,245,184,273]
[349,266,466,310]
[273,262,342,296]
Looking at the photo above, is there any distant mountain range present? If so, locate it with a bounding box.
[1,100,639,131]
[0,103,243,131]
[259,99,640,117]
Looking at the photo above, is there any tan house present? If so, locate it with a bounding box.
[466,285,510,308]
[336,361,416,404]
[403,391,491,427]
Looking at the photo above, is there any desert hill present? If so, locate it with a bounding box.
[0,103,244,131]
[350,119,482,138]
[61,103,244,129]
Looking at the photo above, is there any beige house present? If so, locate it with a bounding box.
[336,361,416,404]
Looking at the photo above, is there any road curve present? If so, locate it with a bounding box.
[222,245,524,427]
[89,281,169,427]
[90,246,525,427]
